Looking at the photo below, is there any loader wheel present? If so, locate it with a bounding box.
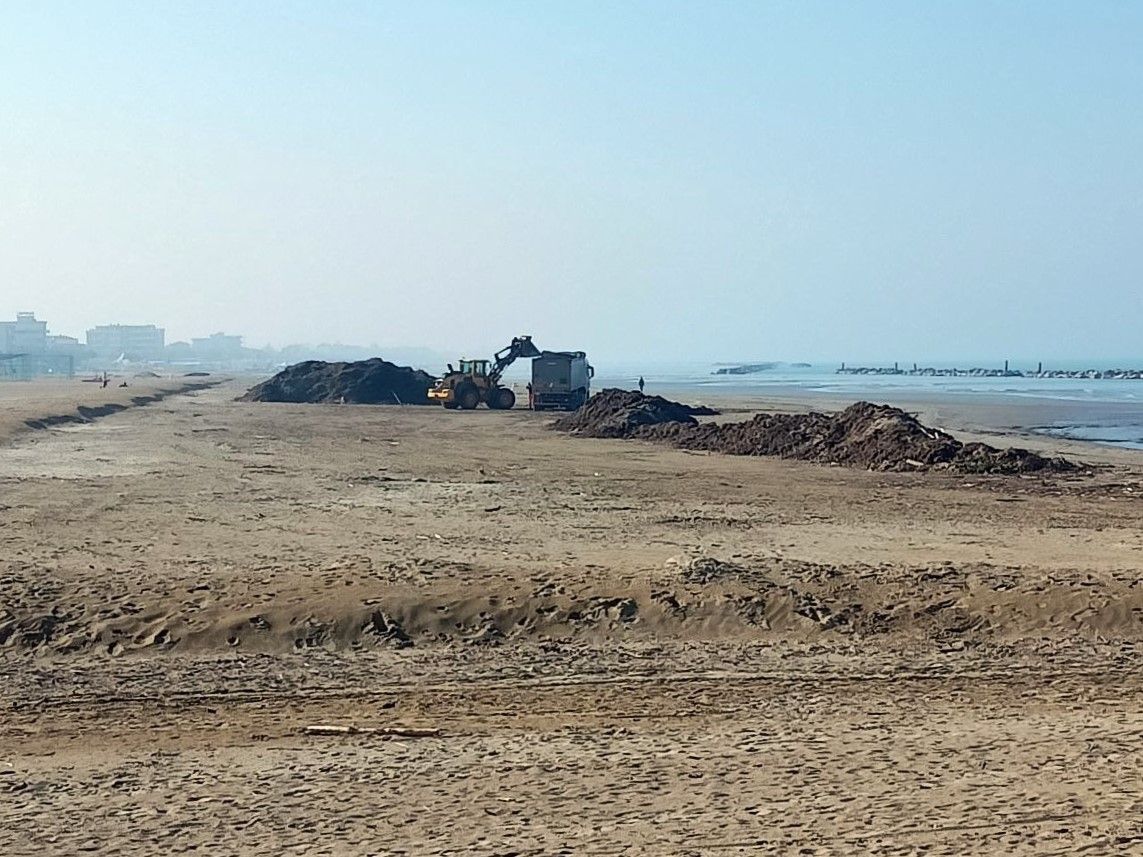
[492,387,516,410]
[456,384,480,410]
[442,401,458,410]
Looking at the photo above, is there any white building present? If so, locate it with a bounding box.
[86,324,166,360]
[191,332,244,359]
[0,312,48,354]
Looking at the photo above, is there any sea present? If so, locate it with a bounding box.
[582,361,1143,451]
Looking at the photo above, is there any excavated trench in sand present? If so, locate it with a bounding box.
[13,381,222,435]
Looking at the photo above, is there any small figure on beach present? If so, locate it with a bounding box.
[638,376,645,394]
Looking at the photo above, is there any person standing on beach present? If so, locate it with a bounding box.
[638,376,645,393]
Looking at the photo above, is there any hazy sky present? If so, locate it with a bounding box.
[2,1,1140,363]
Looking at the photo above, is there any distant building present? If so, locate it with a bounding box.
[46,334,87,359]
[191,332,244,359]
[86,324,165,360]
[0,313,77,378]
[0,312,48,354]
[47,334,80,350]
[164,340,194,361]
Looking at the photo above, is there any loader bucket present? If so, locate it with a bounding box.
[515,337,541,359]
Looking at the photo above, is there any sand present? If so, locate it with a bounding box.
[0,377,221,445]
[1,379,1141,854]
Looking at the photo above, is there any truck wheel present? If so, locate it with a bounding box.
[456,384,480,410]
[493,387,516,410]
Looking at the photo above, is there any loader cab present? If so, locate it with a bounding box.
[459,359,489,377]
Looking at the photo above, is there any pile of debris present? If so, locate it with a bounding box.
[555,391,1076,475]
[242,358,435,405]
[551,388,717,438]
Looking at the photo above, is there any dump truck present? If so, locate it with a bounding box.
[428,335,541,409]
[530,350,594,410]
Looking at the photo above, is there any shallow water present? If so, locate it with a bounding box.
[1029,422,1143,451]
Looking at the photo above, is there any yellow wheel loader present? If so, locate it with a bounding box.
[428,336,541,410]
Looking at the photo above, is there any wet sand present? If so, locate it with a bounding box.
[1,379,1141,854]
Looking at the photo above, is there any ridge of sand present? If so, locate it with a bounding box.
[0,378,223,445]
[5,555,1141,657]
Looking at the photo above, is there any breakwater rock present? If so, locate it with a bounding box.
[837,365,1143,380]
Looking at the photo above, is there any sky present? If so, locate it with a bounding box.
[1,1,1141,364]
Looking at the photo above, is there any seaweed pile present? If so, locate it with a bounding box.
[554,390,1075,474]
[242,359,434,405]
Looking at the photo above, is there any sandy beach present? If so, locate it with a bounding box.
[2,379,1141,854]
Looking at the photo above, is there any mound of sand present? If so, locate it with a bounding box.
[242,358,435,405]
[551,388,716,438]
[556,393,1076,474]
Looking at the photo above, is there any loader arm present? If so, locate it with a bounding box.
[487,335,541,385]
